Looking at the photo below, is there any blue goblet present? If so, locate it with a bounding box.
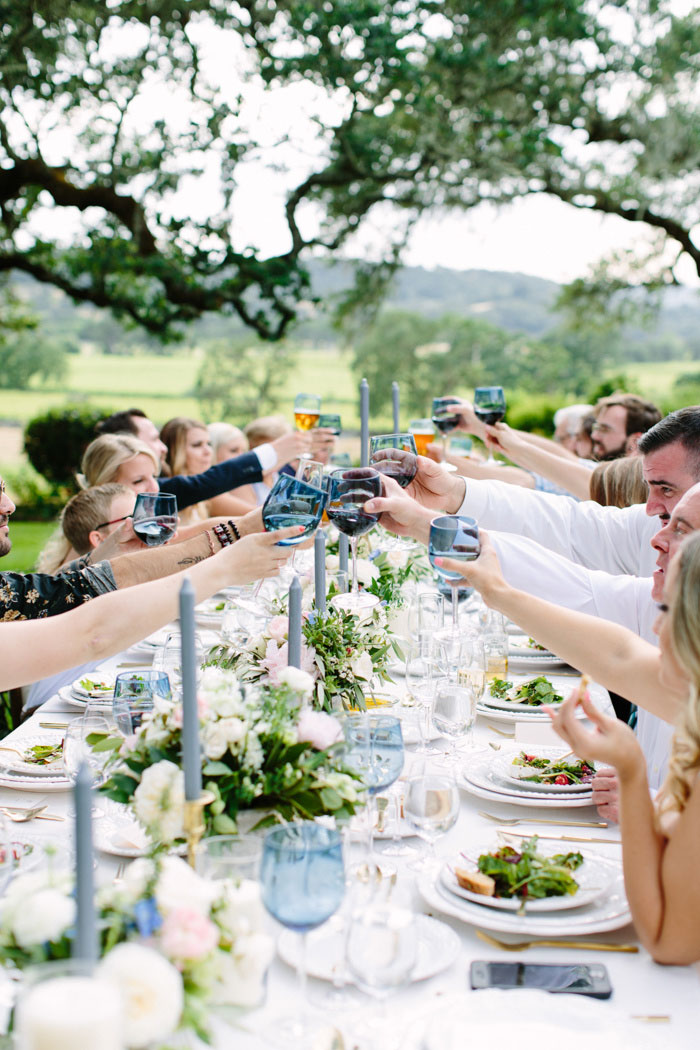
[261,823,344,1041]
[261,473,327,546]
[429,514,480,633]
[112,669,171,736]
[343,714,404,858]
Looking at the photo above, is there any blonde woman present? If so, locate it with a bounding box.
[203,422,258,516]
[589,455,648,509]
[208,415,291,515]
[80,434,160,493]
[160,417,214,524]
[436,531,700,964]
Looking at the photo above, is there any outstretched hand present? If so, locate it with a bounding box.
[363,475,434,543]
[400,455,466,513]
[434,531,505,605]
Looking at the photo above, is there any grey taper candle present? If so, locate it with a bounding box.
[339,532,349,578]
[179,575,202,801]
[392,381,400,432]
[288,575,302,667]
[73,761,97,964]
[314,530,326,614]
[360,377,369,467]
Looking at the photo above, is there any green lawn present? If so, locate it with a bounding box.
[2,521,57,572]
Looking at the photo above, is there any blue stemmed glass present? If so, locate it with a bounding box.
[261,823,345,1042]
[343,714,404,859]
[429,514,480,634]
[261,473,327,546]
[112,669,171,737]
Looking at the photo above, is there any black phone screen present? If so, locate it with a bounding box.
[487,963,599,993]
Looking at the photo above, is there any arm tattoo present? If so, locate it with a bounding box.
[176,554,206,567]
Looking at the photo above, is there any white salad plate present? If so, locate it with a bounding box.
[0,733,66,777]
[458,749,594,809]
[71,673,116,699]
[418,853,630,936]
[508,636,569,670]
[58,685,112,711]
[277,913,460,983]
[495,751,595,794]
[440,846,613,912]
[477,674,610,723]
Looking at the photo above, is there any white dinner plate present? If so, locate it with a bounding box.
[495,751,595,794]
[58,685,112,711]
[71,673,116,699]
[418,852,630,936]
[458,750,594,809]
[0,769,72,791]
[277,913,460,983]
[0,733,65,777]
[477,674,608,723]
[440,846,613,912]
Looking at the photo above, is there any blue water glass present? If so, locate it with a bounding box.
[428,515,480,581]
[112,669,170,735]
[261,473,327,546]
[261,823,345,932]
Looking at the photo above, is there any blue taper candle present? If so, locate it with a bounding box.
[73,761,97,964]
[314,530,326,614]
[360,378,370,467]
[179,576,202,801]
[338,532,349,578]
[392,381,400,433]
[288,576,302,668]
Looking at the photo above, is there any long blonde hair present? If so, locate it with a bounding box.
[589,456,648,509]
[160,417,209,524]
[79,435,159,489]
[657,532,700,817]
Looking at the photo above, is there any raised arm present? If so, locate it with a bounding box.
[0,527,299,691]
[484,422,592,499]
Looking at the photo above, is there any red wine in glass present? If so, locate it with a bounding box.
[474,386,506,462]
[369,439,418,490]
[132,492,178,547]
[327,468,382,596]
[431,397,462,455]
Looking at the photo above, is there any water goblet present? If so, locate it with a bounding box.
[404,772,460,873]
[431,397,462,456]
[261,473,327,546]
[474,386,506,463]
[429,515,480,633]
[431,677,476,768]
[131,491,178,547]
[63,715,113,790]
[342,714,404,859]
[260,822,344,1043]
[326,467,382,611]
[112,669,170,737]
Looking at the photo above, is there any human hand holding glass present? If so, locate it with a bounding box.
[429,515,480,632]
[131,491,177,547]
[474,386,506,463]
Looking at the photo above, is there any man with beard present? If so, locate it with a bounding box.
[590,393,661,461]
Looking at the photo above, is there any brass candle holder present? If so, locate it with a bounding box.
[183,789,216,869]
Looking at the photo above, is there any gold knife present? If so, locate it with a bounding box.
[497,829,622,845]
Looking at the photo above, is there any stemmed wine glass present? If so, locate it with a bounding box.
[474,386,506,463]
[369,434,418,487]
[404,772,460,873]
[403,640,441,756]
[428,515,480,633]
[131,492,178,547]
[294,393,321,465]
[63,714,114,794]
[112,670,171,737]
[431,397,462,457]
[260,823,345,1043]
[342,714,404,859]
[318,413,342,435]
[431,677,476,769]
[295,458,326,488]
[326,467,382,612]
[261,473,327,546]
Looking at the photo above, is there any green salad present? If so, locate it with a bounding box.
[489,675,563,706]
[477,836,583,900]
[512,750,595,786]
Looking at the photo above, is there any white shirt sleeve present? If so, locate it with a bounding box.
[461,479,658,577]
[253,443,277,471]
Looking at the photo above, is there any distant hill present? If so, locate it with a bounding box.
[8,261,700,359]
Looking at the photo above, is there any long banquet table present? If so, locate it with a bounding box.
[1,638,698,1049]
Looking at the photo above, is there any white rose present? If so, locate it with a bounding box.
[98,943,183,1049]
[351,651,374,681]
[155,856,218,918]
[133,760,184,844]
[215,878,267,939]
[277,666,315,697]
[325,554,340,571]
[355,558,380,586]
[11,888,75,948]
[386,548,409,569]
[202,721,229,760]
[296,708,343,750]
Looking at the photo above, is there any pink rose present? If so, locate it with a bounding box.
[261,639,316,685]
[296,709,343,750]
[267,616,289,643]
[159,908,219,962]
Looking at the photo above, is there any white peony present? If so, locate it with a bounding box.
[355,558,380,586]
[385,548,409,569]
[202,721,230,760]
[215,878,267,940]
[277,665,315,697]
[11,887,75,948]
[98,943,183,1049]
[296,708,343,750]
[210,933,274,1007]
[199,667,244,718]
[351,651,374,681]
[133,760,185,844]
[155,856,218,918]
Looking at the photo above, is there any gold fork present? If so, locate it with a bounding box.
[476,929,638,953]
[479,811,608,829]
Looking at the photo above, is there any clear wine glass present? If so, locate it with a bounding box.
[407,593,444,644]
[431,397,462,457]
[474,386,506,463]
[342,714,404,859]
[261,473,327,546]
[326,467,382,613]
[131,491,178,547]
[403,640,441,756]
[428,515,480,633]
[404,772,460,873]
[112,669,171,737]
[260,823,344,1044]
[369,435,418,488]
[295,458,326,488]
[63,715,113,789]
[431,677,475,769]
[153,631,205,698]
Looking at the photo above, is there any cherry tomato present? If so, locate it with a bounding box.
[554,774,570,785]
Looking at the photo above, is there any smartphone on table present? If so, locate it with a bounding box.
[470,961,612,999]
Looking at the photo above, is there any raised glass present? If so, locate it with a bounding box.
[131,491,177,547]
[474,386,506,463]
[294,392,321,433]
[326,467,382,604]
[431,397,462,455]
[261,473,327,546]
[428,515,480,631]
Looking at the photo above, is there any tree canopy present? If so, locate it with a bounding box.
[1,1,698,340]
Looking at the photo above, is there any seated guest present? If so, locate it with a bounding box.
[235,415,290,507]
[96,407,309,511]
[589,455,647,509]
[552,404,594,452]
[37,484,137,573]
[80,434,160,493]
[160,416,214,524]
[208,422,248,462]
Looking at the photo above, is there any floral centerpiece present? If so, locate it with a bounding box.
[99,666,362,838]
[0,854,274,1047]
[207,600,398,712]
[325,528,430,610]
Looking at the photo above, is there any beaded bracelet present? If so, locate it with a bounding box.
[228,519,241,542]
[212,523,233,548]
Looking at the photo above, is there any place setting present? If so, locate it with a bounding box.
[476,672,610,725]
[457,743,599,809]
